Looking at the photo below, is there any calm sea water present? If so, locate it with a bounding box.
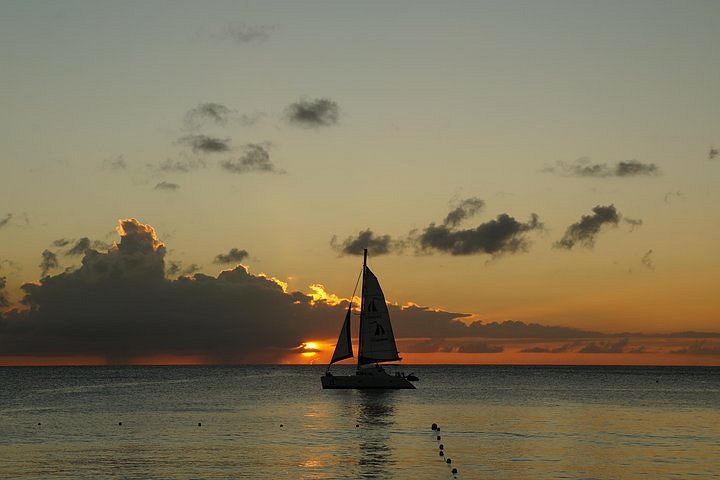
[0,365,718,479]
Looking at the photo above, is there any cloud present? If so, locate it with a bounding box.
[418,213,543,256]
[285,98,339,128]
[546,158,659,177]
[179,134,231,154]
[670,341,720,355]
[0,214,12,229]
[220,144,281,174]
[520,343,575,353]
[709,148,718,160]
[578,338,628,353]
[443,197,485,227]
[0,276,8,308]
[624,217,643,231]
[40,250,59,277]
[455,342,504,353]
[66,238,92,256]
[663,191,685,203]
[331,229,401,256]
[158,157,206,173]
[53,238,71,247]
[183,103,233,129]
[554,204,622,250]
[214,248,249,265]
[166,261,201,278]
[217,23,274,44]
[103,155,127,171]
[154,181,180,191]
[641,249,655,270]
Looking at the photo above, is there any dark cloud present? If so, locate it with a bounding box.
[0,214,12,229]
[670,341,720,355]
[0,218,615,364]
[103,155,127,171]
[520,343,575,353]
[555,205,622,250]
[179,134,231,154]
[709,148,718,160]
[578,338,628,354]
[154,181,180,191]
[547,158,659,178]
[166,261,201,278]
[641,249,655,270]
[66,238,92,256]
[40,250,59,277]
[217,23,274,44]
[418,213,543,256]
[158,157,206,173]
[220,144,281,174]
[444,197,485,227]
[184,103,233,129]
[331,229,400,256]
[455,342,503,353]
[285,98,339,128]
[0,276,8,308]
[214,248,249,265]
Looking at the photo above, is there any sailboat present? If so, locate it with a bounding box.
[321,249,416,389]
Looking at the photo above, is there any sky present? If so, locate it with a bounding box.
[1,0,719,366]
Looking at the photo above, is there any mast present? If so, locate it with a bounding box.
[357,248,367,371]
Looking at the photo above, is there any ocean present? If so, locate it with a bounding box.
[0,365,718,479]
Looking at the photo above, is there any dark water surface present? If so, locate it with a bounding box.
[1,365,718,479]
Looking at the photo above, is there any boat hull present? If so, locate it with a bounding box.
[321,370,416,389]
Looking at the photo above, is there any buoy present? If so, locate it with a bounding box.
[198,422,202,427]
[446,458,452,464]
[118,422,122,426]
[437,427,440,431]
[37,422,41,426]
[356,424,359,428]
[437,435,441,441]
[439,444,444,450]
[439,451,444,457]
[452,467,458,474]
[431,423,438,430]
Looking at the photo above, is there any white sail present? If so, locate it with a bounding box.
[329,307,353,364]
[358,266,401,365]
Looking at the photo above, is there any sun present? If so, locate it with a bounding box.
[301,342,320,358]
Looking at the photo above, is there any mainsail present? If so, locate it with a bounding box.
[329,307,353,364]
[358,266,401,365]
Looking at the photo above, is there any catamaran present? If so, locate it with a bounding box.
[321,249,416,389]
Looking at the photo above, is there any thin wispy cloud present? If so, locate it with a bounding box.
[443,197,485,227]
[285,98,340,128]
[641,249,655,270]
[0,214,12,229]
[158,157,206,173]
[546,158,659,178]
[154,181,180,191]
[183,102,233,129]
[220,144,281,174]
[103,155,127,171]
[216,23,274,45]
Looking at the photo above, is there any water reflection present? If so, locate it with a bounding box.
[356,391,397,479]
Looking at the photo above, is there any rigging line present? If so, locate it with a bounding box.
[348,262,362,311]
